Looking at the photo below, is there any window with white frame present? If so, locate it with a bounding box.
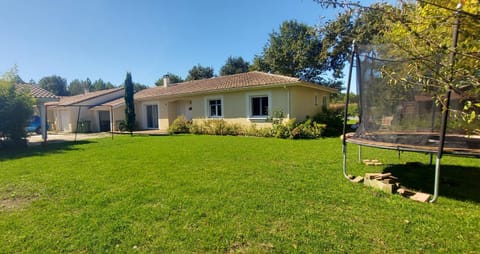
[251,96,269,117]
[208,98,222,118]
[314,95,318,106]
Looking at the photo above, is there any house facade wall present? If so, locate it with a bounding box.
[74,85,333,133]
[290,86,329,121]
[131,85,331,132]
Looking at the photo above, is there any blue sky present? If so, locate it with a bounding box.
[1,0,375,87]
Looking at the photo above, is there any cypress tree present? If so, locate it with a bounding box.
[124,72,135,134]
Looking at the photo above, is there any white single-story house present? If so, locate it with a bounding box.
[46,71,337,133]
[129,71,336,131]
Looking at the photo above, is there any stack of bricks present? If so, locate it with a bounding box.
[348,159,432,202]
[355,172,431,202]
[363,172,399,194]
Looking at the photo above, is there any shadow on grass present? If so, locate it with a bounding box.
[0,140,93,162]
[384,163,480,203]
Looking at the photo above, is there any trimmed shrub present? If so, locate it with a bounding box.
[271,118,295,138]
[169,116,191,134]
[291,119,325,139]
[183,118,326,139]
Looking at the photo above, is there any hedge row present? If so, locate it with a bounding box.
[168,116,326,139]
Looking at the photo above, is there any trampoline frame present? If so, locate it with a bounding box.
[341,5,473,203]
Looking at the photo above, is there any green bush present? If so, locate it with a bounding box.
[348,103,359,117]
[0,82,34,148]
[291,119,325,139]
[185,118,326,139]
[271,118,295,138]
[190,120,242,136]
[313,108,344,137]
[168,116,191,134]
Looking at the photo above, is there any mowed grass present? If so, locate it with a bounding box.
[0,135,479,253]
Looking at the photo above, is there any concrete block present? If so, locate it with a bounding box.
[410,192,431,203]
[397,187,415,197]
[364,177,397,194]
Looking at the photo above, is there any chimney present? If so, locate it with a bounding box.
[163,75,170,87]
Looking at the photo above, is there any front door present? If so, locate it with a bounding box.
[98,111,110,132]
[146,104,159,129]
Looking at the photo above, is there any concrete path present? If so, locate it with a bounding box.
[27,130,168,146]
[27,132,113,145]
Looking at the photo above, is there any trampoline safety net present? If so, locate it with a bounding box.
[350,45,480,155]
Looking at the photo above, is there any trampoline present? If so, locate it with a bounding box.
[342,37,479,202]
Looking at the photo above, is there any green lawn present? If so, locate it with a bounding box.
[1,135,479,253]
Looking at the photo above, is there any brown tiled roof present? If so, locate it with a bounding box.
[15,84,58,99]
[56,88,123,106]
[135,71,334,100]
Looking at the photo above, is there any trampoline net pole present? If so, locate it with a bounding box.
[342,41,357,180]
[430,156,441,203]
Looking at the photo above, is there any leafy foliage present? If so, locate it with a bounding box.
[92,79,115,91]
[38,75,68,96]
[187,117,325,139]
[220,56,250,76]
[250,15,385,90]
[312,107,344,137]
[134,83,148,92]
[68,79,86,95]
[124,72,135,133]
[186,64,215,81]
[168,116,191,134]
[69,78,115,95]
[249,55,270,73]
[1,65,24,84]
[315,0,480,134]
[0,81,34,148]
[257,20,322,77]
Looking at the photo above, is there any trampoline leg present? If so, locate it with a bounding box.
[430,157,441,203]
[343,145,350,180]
